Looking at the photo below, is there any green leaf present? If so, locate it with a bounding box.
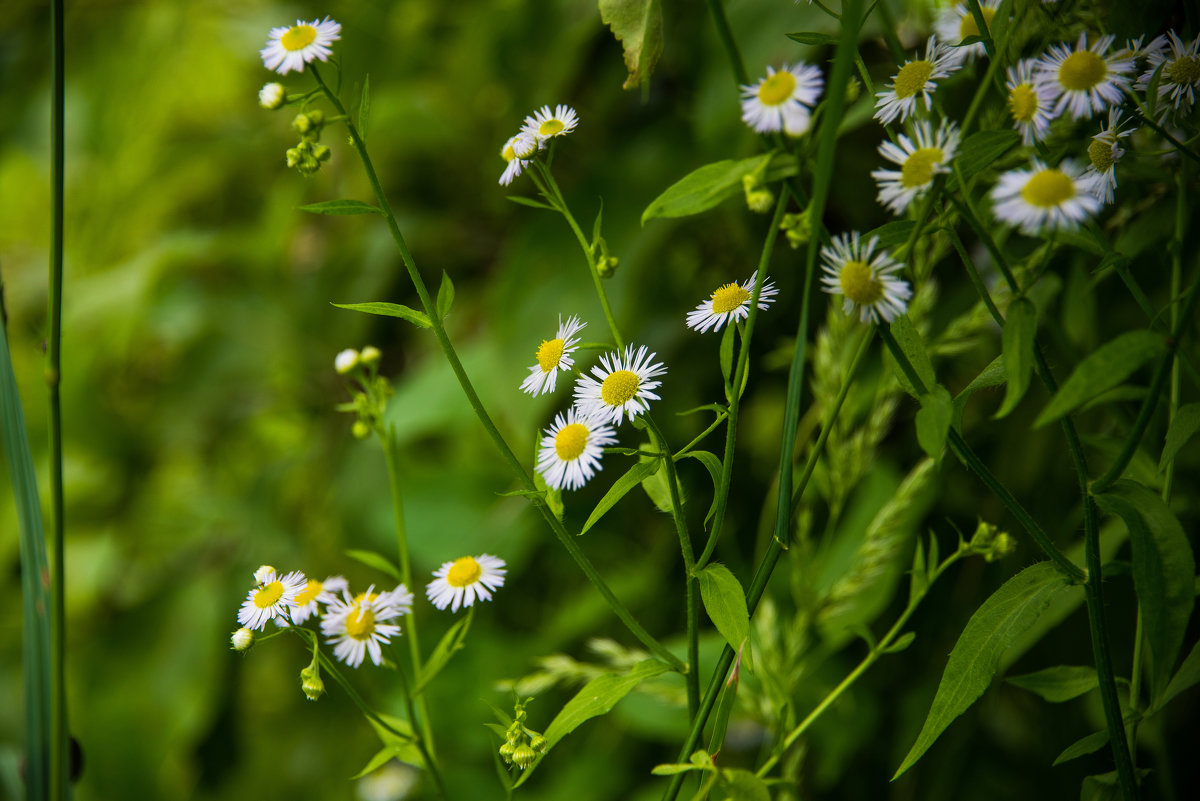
[887,315,936,397]
[332,301,432,329]
[697,564,751,659]
[995,297,1037,418]
[514,659,672,786]
[947,130,1021,190]
[298,199,382,215]
[1034,330,1164,427]
[785,31,841,46]
[414,609,473,694]
[1053,729,1110,766]
[639,450,685,514]
[1006,666,1098,702]
[719,768,771,801]
[708,656,740,753]
[681,450,722,528]
[1081,772,1121,801]
[351,745,418,780]
[358,74,370,138]
[642,153,797,224]
[893,562,1072,778]
[719,323,735,385]
[1152,638,1200,713]
[345,549,403,582]
[437,271,455,320]
[1095,480,1195,701]
[883,631,917,654]
[916,386,953,463]
[1158,402,1200,472]
[581,459,662,534]
[364,714,422,770]
[599,0,663,90]
[990,0,1015,56]
[866,220,916,250]
[506,195,557,211]
[592,197,604,246]
[953,355,1006,426]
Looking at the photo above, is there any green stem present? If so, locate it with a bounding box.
[393,655,448,799]
[1129,108,1200,165]
[704,0,749,87]
[674,410,729,458]
[873,0,907,63]
[696,193,789,569]
[309,64,682,673]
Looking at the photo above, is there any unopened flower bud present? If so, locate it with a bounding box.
[992,532,1017,560]
[597,255,619,278]
[781,211,812,249]
[359,345,382,366]
[253,565,276,585]
[286,146,303,168]
[512,743,536,770]
[230,628,255,651]
[351,420,371,439]
[335,349,360,374]
[292,111,325,135]
[259,83,285,110]
[742,174,774,214]
[301,670,325,701]
[529,733,547,753]
[498,739,516,764]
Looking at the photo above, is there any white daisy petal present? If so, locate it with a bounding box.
[1084,109,1133,204]
[990,159,1102,233]
[521,104,580,144]
[685,271,778,333]
[536,407,618,491]
[237,568,308,631]
[934,0,1004,64]
[874,36,962,126]
[1035,32,1134,120]
[740,63,825,136]
[260,17,341,76]
[1135,30,1200,120]
[572,344,667,426]
[426,555,507,613]
[819,233,912,324]
[1005,59,1059,146]
[321,588,407,668]
[871,120,961,215]
[520,315,587,396]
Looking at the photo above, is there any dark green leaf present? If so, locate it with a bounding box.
[414,610,473,693]
[437,271,455,320]
[916,386,953,463]
[345,549,403,582]
[995,297,1037,418]
[953,355,1006,426]
[681,450,722,528]
[298,199,382,215]
[640,450,685,513]
[599,0,663,89]
[719,323,735,385]
[592,197,604,246]
[720,768,771,801]
[1080,772,1121,801]
[642,153,797,224]
[867,220,916,250]
[358,74,370,137]
[893,562,1072,778]
[1152,638,1200,713]
[1159,402,1200,472]
[708,655,740,753]
[785,31,840,46]
[581,460,662,534]
[1007,666,1098,702]
[1095,480,1195,701]
[506,195,557,211]
[1035,331,1164,427]
[1053,729,1110,765]
[697,564,751,658]
[947,130,1020,190]
[883,631,917,654]
[332,301,432,329]
[887,315,936,397]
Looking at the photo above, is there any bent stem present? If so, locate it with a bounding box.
[308,64,682,674]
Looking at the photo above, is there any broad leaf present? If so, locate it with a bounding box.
[866,220,916,250]
[916,386,953,462]
[332,301,432,329]
[364,714,422,771]
[1158,402,1200,472]
[893,562,1072,778]
[345,549,403,582]
[581,460,662,534]
[1034,330,1164,427]
[437,271,455,320]
[414,610,472,693]
[887,315,935,397]
[642,153,797,224]
[1006,665,1098,702]
[599,0,663,89]
[697,564,751,658]
[720,769,770,801]
[953,355,1006,426]
[299,199,381,215]
[947,130,1020,189]
[995,297,1037,418]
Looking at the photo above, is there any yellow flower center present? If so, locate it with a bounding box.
[345,606,376,640]
[353,591,379,604]
[502,142,516,162]
[958,6,996,39]
[1165,55,1200,86]
[555,423,589,461]
[894,60,934,99]
[839,260,884,305]
[281,25,317,52]
[1058,50,1107,91]
[1021,169,1076,207]
[536,338,565,372]
[758,71,797,106]
[1088,138,1116,171]
[1008,83,1039,122]
[901,147,944,188]
[600,370,640,407]
[710,283,751,314]
[295,579,323,606]
[539,119,566,136]
[447,557,482,588]
[253,581,284,609]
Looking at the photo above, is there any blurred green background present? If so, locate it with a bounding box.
[2,1,1197,800]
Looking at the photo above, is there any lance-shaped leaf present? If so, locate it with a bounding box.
[332,301,432,329]
[946,130,1020,189]
[437,271,455,320]
[299,199,382,215]
[1006,665,1098,702]
[893,562,1072,778]
[581,459,662,534]
[642,153,797,224]
[413,609,473,694]
[1158,402,1200,472]
[886,315,936,397]
[994,297,1037,418]
[1034,330,1164,427]
[599,0,663,89]
[345,549,403,582]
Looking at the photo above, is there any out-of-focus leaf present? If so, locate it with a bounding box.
[697,564,750,659]
[1159,402,1200,472]
[916,386,953,463]
[1006,665,1098,702]
[893,562,1072,778]
[719,768,770,801]
[642,153,797,224]
[346,549,403,582]
[1053,729,1110,765]
[358,74,370,137]
[414,609,473,694]
[332,302,431,328]
[640,450,685,513]
[1034,331,1164,427]
[599,0,663,89]
[995,297,1037,418]
[785,31,840,46]
[1151,638,1200,713]
[953,355,1006,425]
[437,271,455,320]
[364,714,422,771]
[947,130,1020,189]
[883,631,917,654]
[866,220,916,250]
[298,199,381,215]
[581,460,661,534]
[506,195,557,210]
[887,315,936,397]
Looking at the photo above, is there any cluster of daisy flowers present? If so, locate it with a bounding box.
[499,104,580,185]
[233,556,505,668]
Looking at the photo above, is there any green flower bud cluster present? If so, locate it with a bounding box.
[591,236,619,279]
[966,519,1017,562]
[300,663,325,701]
[334,346,392,438]
[287,109,330,176]
[499,697,547,770]
[742,173,775,214]
[780,209,813,249]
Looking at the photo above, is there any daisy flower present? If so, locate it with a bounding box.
[819,233,912,324]
[374,584,416,617]
[740,63,825,136]
[874,36,961,125]
[1085,109,1133,204]
[871,119,961,215]
[685,271,778,333]
[258,83,285,110]
[1135,31,1200,118]
[1005,59,1058,145]
[499,132,538,186]
[990,159,1102,233]
[290,575,349,624]
[535,407,618,491]
[522,105,579,144]
[426,555,507,612]
[237,567,307,631]
[260,17,341,76]
[573,345,667,426]
[321,588,405,668]
[520,315,586,396]
[1035,33,1134,120]
[935,0,1003,64]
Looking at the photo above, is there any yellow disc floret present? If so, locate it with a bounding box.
[295,579,322,606]
[281,25,318,52]
[758,71,797,106]
[1059,50,1106,91]
[554,423,589,461]
[539,119,565,137]
[345,606,376,640]
[253,581,284,609]
[894,60,934,99]
[447,556,483,588]
[900,148,944,188]
[536,339,565,373]
[839,260,885,305]
[1008,84,1039,122]
[1165,55,1200,86]
[601,370,640,407]
[958,6,995,40]
[1021,169,1075,207]
[1088,138,1116,171]
[710,283,751,314]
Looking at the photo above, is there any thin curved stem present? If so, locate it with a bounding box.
[704,0,749,87]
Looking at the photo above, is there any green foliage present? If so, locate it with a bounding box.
[599,0,663,89]
[1006,666,1099,702]
[641,153,797,224]
[696,564,751,657]
[1034,331,1165,427]
[995,297,1037,418]
[298,199,382,215]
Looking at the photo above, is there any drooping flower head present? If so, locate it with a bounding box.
[426,555,507,612]
[261,17,341,75]
[685,271,778,333]
[536,407,617,491]
[1085,109,1133,204]
[290,575,349,624]
[1005,59,1058,145]
[573,345,667,426]
[871,119,961,215]
[1035,33,1134,119]
[874,36,961,125]
[819,233,912,324]
[740,63,825,136]
[237,566,307,631]
[521,315,586,396]
[990,159,1102,233]
[1135,31,1200,119]
[499,132,539,186]
[321,587,406,668]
